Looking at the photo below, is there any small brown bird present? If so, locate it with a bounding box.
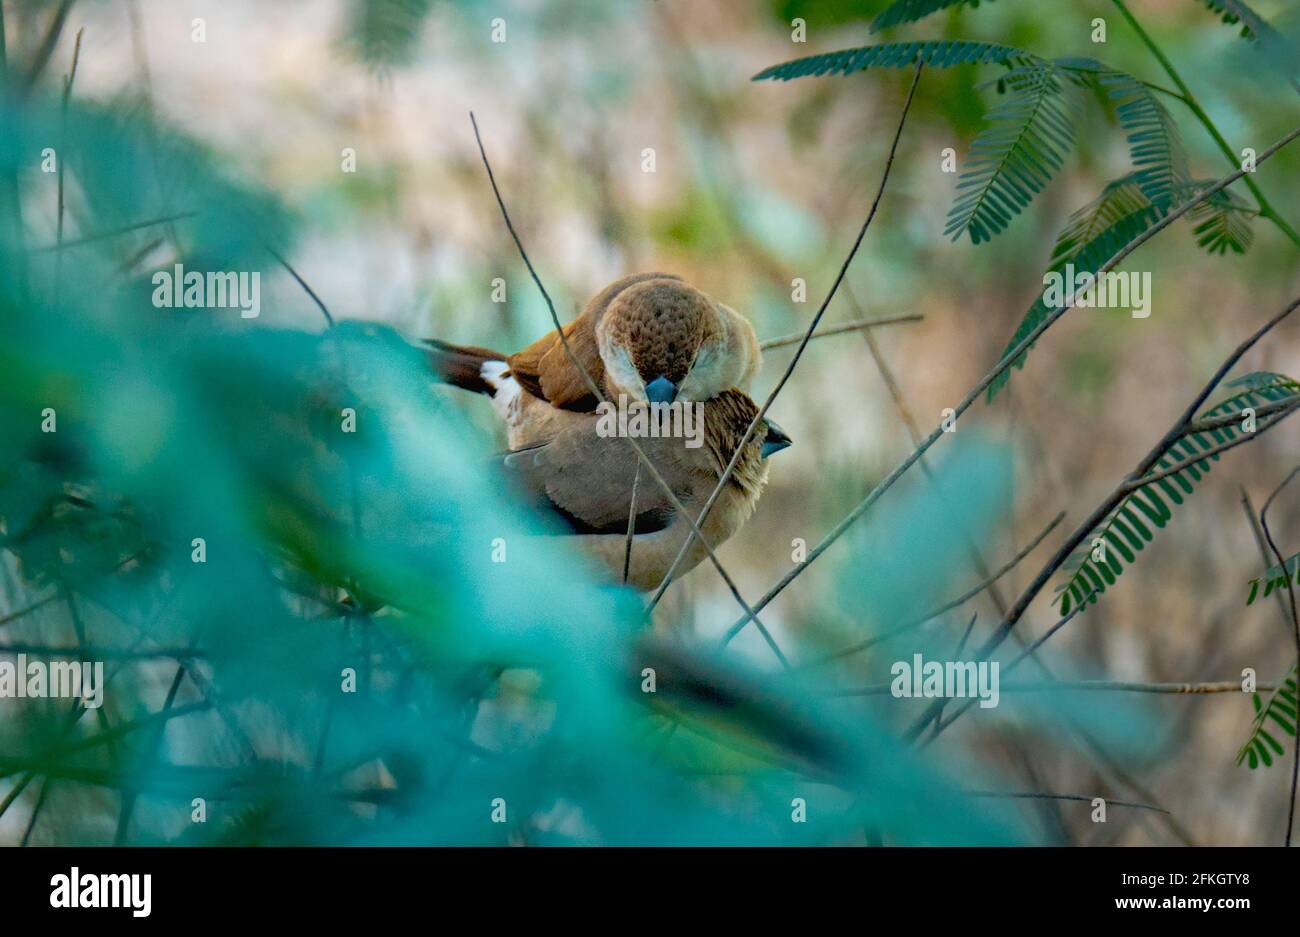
[497,389,791,590]
[426,273,762,450]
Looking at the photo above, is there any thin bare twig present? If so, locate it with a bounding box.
[0,642,205,659]
[272,249,335,327]
[53,26,83,300]
[832,679,1275,697]
[954,612,978,659]
[1242,486,1296,632]
[622,463,641,586]
[21,0,76,94]
[923,609,1082,739]
[0,593,59,629]
[967,790,1168,814]
[28,211,197,252]
[19,778,52,846]
[758,313,922,350]
[1184,397,1299,436]
[1259,466,1300,846]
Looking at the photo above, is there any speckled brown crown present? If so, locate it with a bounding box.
[603,278,721,385]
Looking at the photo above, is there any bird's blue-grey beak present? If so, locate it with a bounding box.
[645,375,678,404]
[761,419,792,459]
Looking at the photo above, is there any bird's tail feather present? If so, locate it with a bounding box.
[423,338,508,396]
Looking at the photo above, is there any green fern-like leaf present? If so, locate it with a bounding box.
[1238,665,1298,769]
[945,62,1077,243]
[1187,183,1256,254]
[1048,176,1159,264]
[1195,0,1280,42]
[1055,373,1300,616]
[1246,550,1300,605]
[870,0,991,32]
[986,177,1164,398]
[1097,71,1189,209]
[1194,0,1300,91]
[755,46,1189,251]
[751,40,1035,82]
[1053,59,1189,209]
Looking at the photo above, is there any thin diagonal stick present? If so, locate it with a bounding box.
[28,211,197,252]
[648,59,926,612]
[622,463,641,586]
[759,313,922,350]
[21,0,76,93]
[1241,486,1295,633]
[272,249,335,327]
[921,608,1082,740]
[19,777,51,846]
[1259,466,1300,846]
[833,679,1279,697]
[968,790,1168,814]
[467,112,788,668]
[54,26,83,302]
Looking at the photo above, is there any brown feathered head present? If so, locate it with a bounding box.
[595,277,760,404]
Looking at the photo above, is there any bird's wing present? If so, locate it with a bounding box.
[499,429,694,535]
[507,318,603,411]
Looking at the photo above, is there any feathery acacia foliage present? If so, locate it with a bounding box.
[1187,183,1257,255]
[2,0,1293,848]
[757,43,1187,247]
[756,15,1290,407]
[751,39,1033,81]
[1246,550,1300,605]
[944,62,1076,244]
[1092,68,1189,209]
[870,0,1279,44]
[870,0,991,33]
[1055,373,1300,617]
[1196,0,1281,42]
[1238,666,1298,769]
